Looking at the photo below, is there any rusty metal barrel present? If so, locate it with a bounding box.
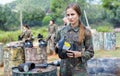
[4,41,25,75]
[24,46,47,64]
[0,43,3,67]
[12,65,57,76]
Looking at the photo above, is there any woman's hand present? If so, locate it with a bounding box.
[66,50,82,58]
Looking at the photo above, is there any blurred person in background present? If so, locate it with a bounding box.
[46,19,58,55]
[19,24,33,42]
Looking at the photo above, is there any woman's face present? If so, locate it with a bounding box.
[23,26,26,30]
[49,20,53,25]
[66,8,79,25]
[22,26,27,31]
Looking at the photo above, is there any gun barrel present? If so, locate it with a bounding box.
[35,63,48,68]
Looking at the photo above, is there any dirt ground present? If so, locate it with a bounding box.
[0,65,4,76]
[0,54,59,76]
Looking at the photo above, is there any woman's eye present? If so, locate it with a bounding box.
[71,13,74,16]
[67,14,69,16]
[67,13,75,17]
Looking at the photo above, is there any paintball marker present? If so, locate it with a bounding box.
[18,60,61,72]
[48,59,61,66]
[38,39,47,48]
[18,62,35,72]
[57,37,70,59]
[66,43,76,57]
[57,37,65,52]
[57,37,76,58]
[57,37,67,59]
[24,40,33,48]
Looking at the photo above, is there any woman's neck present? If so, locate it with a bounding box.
[71,21,79,28]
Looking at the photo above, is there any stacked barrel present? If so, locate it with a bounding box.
[0,43,3,67]
[3,39,50,75]
[4,41,24,75]
[24,47,47,64]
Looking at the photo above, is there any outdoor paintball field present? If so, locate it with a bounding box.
[0,29,120,76]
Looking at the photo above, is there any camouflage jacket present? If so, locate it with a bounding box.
[20,30,32,41]
[48,24,57,35]
[55,24,94,76]
[46,24,58,41]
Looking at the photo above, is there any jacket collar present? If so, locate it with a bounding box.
[67,24,79,32]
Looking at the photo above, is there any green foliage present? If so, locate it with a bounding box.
[32,26,48,38]
[50,0,70,19]
[101,0,120,26]
[116,32,120,47]
[42,15,52,25]
[102,0,120,10]
[55,18,63,25]
[16,0,50,12]
[94,21,114,32]
[16,0,46,26]
[0,30,20,43]
[1,0,120,31]
[96,25,114,32]
[0,4,21,30]
[0,26,48,43]
[84,5,104,24]
[23,9,45,26]
[0,0,49,31]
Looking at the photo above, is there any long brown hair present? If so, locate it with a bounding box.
[66,3,85,44]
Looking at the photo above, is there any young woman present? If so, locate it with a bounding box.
[55,3,94,76]
[46,19,58,55]
[20,24,32,41]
